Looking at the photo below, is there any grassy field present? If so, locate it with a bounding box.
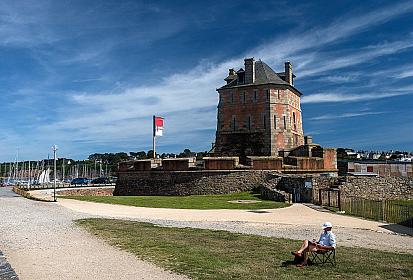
[77,218,413,280]
[61,192,289,210]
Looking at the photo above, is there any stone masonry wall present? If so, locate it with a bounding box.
[339,176,413,200]
[114,170,273,196]
[115,170,412,202]
[58,188,114,196]
[311,176,413,202]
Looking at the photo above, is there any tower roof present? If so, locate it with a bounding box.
[254,61,289,85]
[218,60,301,95]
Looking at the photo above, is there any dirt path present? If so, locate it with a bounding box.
[55,197,413,254]
[0,187,188,280]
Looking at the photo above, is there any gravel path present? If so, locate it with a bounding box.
[0,250,18,280]
[51,194,413,254]
[0,187,188,280]
[3,187,411,280]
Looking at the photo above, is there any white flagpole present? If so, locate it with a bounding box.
[153,115,156,159]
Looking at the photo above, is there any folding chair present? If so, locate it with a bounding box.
[309,249,336,266]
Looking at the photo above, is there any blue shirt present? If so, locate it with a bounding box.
[318,231,336,248]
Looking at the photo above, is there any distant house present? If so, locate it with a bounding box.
[338,161,413,177]
[367,152,381,160]
[345,150,361,159]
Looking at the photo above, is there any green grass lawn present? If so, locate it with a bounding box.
[61,192,289,210]
[77,218,413,280]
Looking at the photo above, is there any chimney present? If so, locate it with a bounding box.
[304,136,313,145]
[285,61,293,85]
[225,68,237,84]
[244,58,255,84]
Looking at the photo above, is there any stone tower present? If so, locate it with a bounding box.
[214,58,304,158]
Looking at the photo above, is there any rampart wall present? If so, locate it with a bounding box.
[311,176,413,202]
[114,170,271,196]
[115,170,412,202]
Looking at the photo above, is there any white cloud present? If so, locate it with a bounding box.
[298,40,413,78]
[249,1,413,69]
[398,69,413,79]
[309,111,386,121]
[302,89,412,104]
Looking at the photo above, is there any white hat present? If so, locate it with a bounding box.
[322,222,333,229]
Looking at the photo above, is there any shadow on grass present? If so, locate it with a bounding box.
[251,192,269,201]
[281,260,297,267]
[247,210,272,214]
[380,224,413,236]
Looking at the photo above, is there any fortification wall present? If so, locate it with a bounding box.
[114,170,273,196]
[115,170,412,202]
[311,176,413,202]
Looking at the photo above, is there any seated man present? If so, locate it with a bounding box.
[292,221,336,266]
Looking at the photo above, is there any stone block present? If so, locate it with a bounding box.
[247,156,283,170]
[203,157,239,170]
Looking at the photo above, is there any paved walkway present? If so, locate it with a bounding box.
[0,187,188,280]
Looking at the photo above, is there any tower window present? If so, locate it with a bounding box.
[265,89,270,101]
[283,116,286,129]
[247,116,251,131]
[253,90,258,103]
[274,115,277,129]
[232,116,236,131]
[263,114,267,129]
[241,92,246,104]
[277,90,280,99]
[293,112,296,130]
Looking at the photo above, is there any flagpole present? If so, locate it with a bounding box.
[152,115,156,159]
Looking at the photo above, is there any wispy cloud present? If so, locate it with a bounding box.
[398,69,413,79]
[250,1,413,68]
[1,1,413,160]
[298,40,413,77]
[36,1,413,152]
[315,75,360,83]
[302,89,412,104]
[309,111,386,121]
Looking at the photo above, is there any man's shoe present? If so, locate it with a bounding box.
[296,262,308,268]
[291,251,302,257]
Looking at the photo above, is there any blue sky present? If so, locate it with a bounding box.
[0,0,412,161]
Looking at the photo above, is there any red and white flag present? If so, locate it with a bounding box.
[153,116,164,136]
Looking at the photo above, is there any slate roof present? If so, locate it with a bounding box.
[218,60,295,89]
[254,61,289,85]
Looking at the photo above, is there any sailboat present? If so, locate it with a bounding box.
[37,168,51,184]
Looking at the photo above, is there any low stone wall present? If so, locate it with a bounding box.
[114,170,273,196]
[115,170,412,202]
[339,176,413,200]
[311,176,413,202]
[260,185,291,202]
[58,188,114,196]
